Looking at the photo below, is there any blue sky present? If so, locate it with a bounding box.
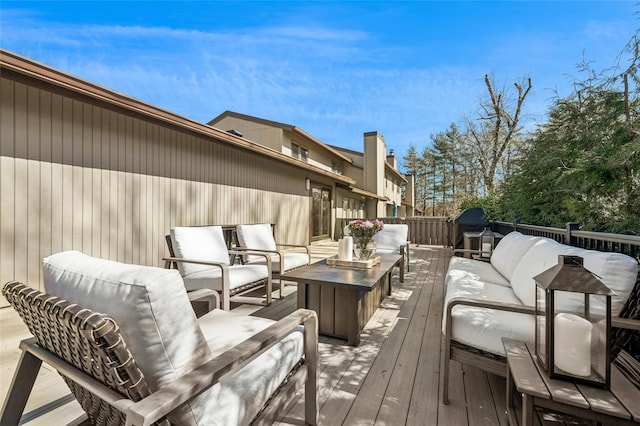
[1,1,637,162]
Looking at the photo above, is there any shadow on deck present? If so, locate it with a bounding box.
[1,245,512,425]
[254,245,509,426]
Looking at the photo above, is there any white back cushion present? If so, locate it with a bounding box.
[490,232,541,281]
[510,238,568,306]
[237,224,277,262]
[372,224,408,251]
[171,226,230,276]
[510,238,639,316]
[568,248,638,316]
[43,251,210,424]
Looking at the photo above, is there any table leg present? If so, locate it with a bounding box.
[346,290,362,346]
[297,281,306,309]
[506,364,517,426]
[522,393,534,426]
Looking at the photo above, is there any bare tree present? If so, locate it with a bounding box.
[467,74,532,193]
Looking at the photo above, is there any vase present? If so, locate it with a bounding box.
[353,238,377,260]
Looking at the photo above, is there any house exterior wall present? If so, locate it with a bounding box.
[383,173,403,206]
[210,115,284,152]
[209,114,346,176]
[0,71,311,304]
[283,130,342,173]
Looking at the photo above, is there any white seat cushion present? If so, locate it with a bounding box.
[237,224,278,263]
[446,256,510,287]
[195,310,304,425]
[42,251,211,424]
[182,264,269,292]
[490,232,541,281]
[443,277,534,356]
[372,224,408,251]
[171,226,231,277]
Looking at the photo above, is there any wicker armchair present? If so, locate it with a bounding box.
[1,253,318,426]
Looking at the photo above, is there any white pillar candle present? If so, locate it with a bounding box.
[481,243,492,258]
[343,236,353,261]
[554,313,592,377]
[338,238,345,260]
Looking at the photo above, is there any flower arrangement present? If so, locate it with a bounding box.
[347,219,384,259]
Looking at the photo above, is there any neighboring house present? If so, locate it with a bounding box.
[0,50,357,301]
[209,111,413,238]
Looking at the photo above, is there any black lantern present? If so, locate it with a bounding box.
[480,227,495,259]
[533,255,614,388]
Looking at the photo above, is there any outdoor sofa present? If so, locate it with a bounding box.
[442,231,640,403]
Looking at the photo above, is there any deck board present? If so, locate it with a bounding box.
[407,247,447,425]
[1,244,518,426]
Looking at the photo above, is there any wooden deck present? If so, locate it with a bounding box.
[0,244,513,425]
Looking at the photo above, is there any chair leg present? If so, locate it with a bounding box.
[443,333,452,404]
[442,353,450,405]
[304,314,318,426]
[1,349,43,425]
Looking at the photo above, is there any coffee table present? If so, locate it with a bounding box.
[282,254,403,345]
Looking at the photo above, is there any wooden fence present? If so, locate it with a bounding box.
[337,217,452,246]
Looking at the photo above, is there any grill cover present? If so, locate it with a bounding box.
[453,207,489,249]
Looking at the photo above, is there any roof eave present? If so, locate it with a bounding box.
[385,162,408,183]
[0,49,355,185]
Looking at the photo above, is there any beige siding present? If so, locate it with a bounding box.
[0,75,310,306]
[343,162,364,187]
[211,116,284,152]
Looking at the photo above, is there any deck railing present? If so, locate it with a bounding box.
[337,216,640,260]
[492,221,640,260]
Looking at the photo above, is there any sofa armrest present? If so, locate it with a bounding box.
[613,317,640,331]
[446,297,536,317]
[187,289,220,311]
[234,247,284,270]
[444,297,535,353]
[125,308,319,426]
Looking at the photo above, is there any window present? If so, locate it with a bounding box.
[341,196,364,219]
[291,142,309,162]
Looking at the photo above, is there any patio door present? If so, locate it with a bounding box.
[311,185,331,240]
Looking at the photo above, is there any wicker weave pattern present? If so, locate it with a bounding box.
[2,281,157,426]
